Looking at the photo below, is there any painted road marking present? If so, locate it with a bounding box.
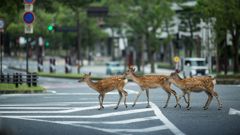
[0,90,184,135]
[0,102,184,135]
[228,108,240,116]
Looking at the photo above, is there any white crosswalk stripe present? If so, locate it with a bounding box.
[0,92,184,135]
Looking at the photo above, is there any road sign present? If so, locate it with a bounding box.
[23,12,35,24]
[25,4,33,11]
[87,7,108,17]
[174,56,179,63]
[25,24,33,33]
[24,0,35,4]
[0,18,5,30]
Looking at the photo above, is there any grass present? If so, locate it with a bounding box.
[0,83,46,91]
[35,72,105,79]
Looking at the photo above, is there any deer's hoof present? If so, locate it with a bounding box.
[114,107,118,110]
[132,104,135,107]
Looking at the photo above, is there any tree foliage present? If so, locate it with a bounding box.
[196,0,240,73]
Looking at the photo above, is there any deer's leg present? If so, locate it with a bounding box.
[101,93,105,109]
[164,84,180,108]
[98,94,103,110]
[132,88,144,107]
[204,91,213,110]
[163,90,171,108]
[187,91,191,110]
[183,95,188,104]
[115,91,123,110]
[210,90,222,110]
[122,90,128,108]
[146,88,150,108]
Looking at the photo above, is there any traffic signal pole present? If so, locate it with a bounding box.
[0,32,2,74]
[26,34,29,73]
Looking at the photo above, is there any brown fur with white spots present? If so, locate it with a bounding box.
[124,68,180,108]
[164,70,222,110]
[78,72,128,110]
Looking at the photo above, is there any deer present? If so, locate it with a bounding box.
[164,70,222,110]
[123,68,180,108]
[172,69,215,108]
[78,72,128,110]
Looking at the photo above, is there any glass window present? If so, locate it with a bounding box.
[191,61,206,66]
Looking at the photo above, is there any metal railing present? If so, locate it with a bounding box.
[0,72,38,88]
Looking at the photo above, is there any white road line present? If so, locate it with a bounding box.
[228,108,240,116]
[0,102,147,106]
[0,104,117,113]
[43,116,159,125]
[150,102,185,135]
[78,125,168,133]
[2,116,168,133]
[1,108,153,118]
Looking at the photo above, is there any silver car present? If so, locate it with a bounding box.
[106,61,124,75]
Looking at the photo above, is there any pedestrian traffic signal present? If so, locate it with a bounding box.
[46,42,49,46]
[48,25,53,31]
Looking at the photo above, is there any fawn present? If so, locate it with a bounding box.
[78,72,128,110]
[124,68,180,108]
[164,70,222,110]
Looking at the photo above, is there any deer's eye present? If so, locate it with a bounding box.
[83,77,85,79]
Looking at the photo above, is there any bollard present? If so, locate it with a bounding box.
[1,73,4,82]
[27,73,31,87]
[7,73,9,83]
[16,73,18,88]
[20,73,22,85]
[32,72,37,86]
[13,73,15,86]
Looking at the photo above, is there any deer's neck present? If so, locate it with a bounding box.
[171,77,183,89]
[131,73,141,84]
[86,78,96,90]
[175,74,183,81]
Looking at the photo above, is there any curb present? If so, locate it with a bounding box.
[0,89,47,94]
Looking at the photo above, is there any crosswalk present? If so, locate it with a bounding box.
[0,91,184,135]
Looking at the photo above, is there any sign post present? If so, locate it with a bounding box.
[174,56,181,70]
[23,0,35,74]
[0,18,5,74]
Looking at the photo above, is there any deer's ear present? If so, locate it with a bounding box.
[133,68,135,72]
[89,72,91,76]
[175,69,178,72]
[177,69,180,73]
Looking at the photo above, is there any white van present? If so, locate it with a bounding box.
[183,58,209,78]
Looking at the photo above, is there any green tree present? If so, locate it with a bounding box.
[178,5,201,57]
[196,0,240,73]
[128,0,174,73]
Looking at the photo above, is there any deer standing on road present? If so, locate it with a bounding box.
[124,68,180,108]
[78,72,128,110]
[164,71,222,110]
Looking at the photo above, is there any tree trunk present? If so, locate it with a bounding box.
[141,35,145,73]
[233,36,239,73]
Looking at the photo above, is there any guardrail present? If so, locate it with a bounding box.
[0,72,38,88]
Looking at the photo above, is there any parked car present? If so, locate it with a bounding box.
[183,58,209,78]
[106,61,124,75]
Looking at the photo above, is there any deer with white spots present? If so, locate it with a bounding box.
[78,72,128,110]
[124,68,180,108]
[164,70,222,110]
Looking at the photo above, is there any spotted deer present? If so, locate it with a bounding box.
[164,71,222,110]
[78,72,128,110]
[124,68,180,108]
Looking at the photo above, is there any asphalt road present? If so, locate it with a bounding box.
[1,76,240,135]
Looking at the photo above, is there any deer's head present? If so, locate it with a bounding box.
[164,72,175,84]
[172,69,182,81]
[124,68,135,78]
[78,72,91,83]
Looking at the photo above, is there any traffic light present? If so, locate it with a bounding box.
[46,42,49,46]
[48,25,53,31]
